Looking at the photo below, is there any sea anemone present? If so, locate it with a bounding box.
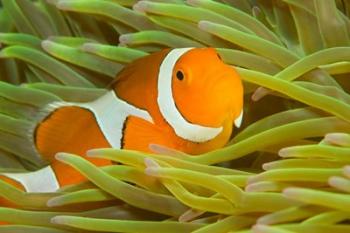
[0,0,350,232]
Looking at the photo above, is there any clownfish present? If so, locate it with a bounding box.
[0,47,243,196]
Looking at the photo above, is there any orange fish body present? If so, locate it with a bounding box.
[0,48,243,199]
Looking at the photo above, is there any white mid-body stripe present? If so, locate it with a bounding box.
[1,166,59,192]
[47,91,153,149]
[77,91,153,148]
[157,48,223,143]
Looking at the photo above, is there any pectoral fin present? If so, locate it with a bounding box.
[123,116,175,153]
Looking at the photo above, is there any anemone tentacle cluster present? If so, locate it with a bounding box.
[0,0,350,232]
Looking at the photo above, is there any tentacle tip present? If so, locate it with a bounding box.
[244,185,254,192]
[119,34,132,45]
[47,198,60,207]
[51,216,65,225]
[186,0,200,6]
[20,83,29,87]
[149,143,182,156]
[86,149,101,157]
[144,157,160,168]
[198,20,211,31]
[251,87,268,102]
[246,175,258,185]
[80,43,93,52]
[282,187,299,198]
[178,210,202,222]
[41,40,53,51]
[178,216,188,222]
[324,133,346,145]
[343,165,350,176]
[133,1,149,13]
[252,224,268,233]
[149,144,160,153]
[278,148,290,157]
[252,6,261,16]
[245,183,259,192]
[56,1,71,10]
[328,176,341,187]
[55,152,69,161]
[144,167,159,176]
[256,217,269,225]
[262,162,273,170]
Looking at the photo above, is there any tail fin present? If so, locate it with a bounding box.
[0,82,106,171]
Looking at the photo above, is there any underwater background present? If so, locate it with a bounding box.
[0,0,350,232]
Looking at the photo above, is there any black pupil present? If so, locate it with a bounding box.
[176,71,184,81]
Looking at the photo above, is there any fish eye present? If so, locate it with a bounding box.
[176,70,184,81]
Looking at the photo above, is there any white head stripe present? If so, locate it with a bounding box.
[234,110,243,128]
[78,91,153,148]
[157,48,223,143]
[1,166,59,192]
